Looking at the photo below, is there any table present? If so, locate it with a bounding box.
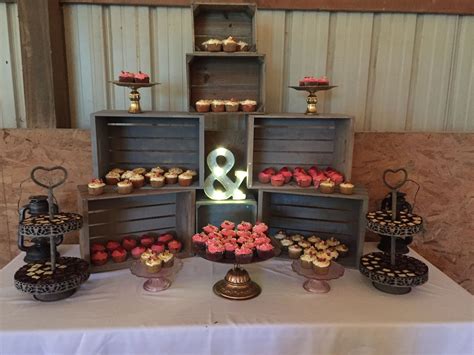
[1,244,473,355]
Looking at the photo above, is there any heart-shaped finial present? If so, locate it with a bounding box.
[383,168,408,190]
[31,166,68,189]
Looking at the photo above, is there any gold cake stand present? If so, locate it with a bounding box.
[289,85,337,115]
[111,81,159,114]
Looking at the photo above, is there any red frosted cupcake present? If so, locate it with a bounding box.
[308,166,319,177]
[158,233,174,245]
[296,174,312,187]
[151,242,166,254]
[131,245,146,259]
[237,221,252,232]
[203,224,219,234]
[118,70,134,82]
[255,236,271,245]
[168,240,182,254]
[206,243,225,261]
[140,235,155,248]
[90,242,106,253]
[111,247,127,263]
[279,167,293,184]
[134,71,150,83]
[121,236,137,251]
[192,233,208,251]
[224,242,237,260]
[253,222,268,234]
[256,243,274,260]
[271,174,285,187]
[294,167,306,175]
[221,220,235,230]
[235,247,253,264]
[221,229,236,238]
[258,171,272,184]
[106,240,121,253]
[91,250,108,266]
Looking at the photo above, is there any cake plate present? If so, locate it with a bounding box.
[196,241,281,300]
[130,258,183,292]
[291,260,344,293]
[359,168,428,294]
[289,85,337,114]
[111,81,159,114]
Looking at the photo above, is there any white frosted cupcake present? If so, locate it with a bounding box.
[312,259,331,274]
[300,254,314,269]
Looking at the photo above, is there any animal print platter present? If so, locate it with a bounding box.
[19,213,83,237]
[366,210,423,237]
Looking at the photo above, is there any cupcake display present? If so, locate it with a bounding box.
[194,98,258,112]
[298,75,330,86]
[118,71,150,83]
[201,36,250,52]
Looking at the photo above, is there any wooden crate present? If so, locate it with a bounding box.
[195,191,257,232]
[258,188,368,268]
[247,114,354,188]
[186,52,265,113]
[91,111,205,189]
[192,3,257,52]
[78,186,195,273]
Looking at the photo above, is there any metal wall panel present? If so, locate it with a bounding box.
[0,3,25,128]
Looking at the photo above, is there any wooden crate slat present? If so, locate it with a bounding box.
[254,117,337,127]
[88,203,177,225]
[107,125,198,139]
[253,127,336,140]
[270,192,357,210]
[109,137,199,151]
[89,216,177,237]
[105,116,200,125]
[90,227,176,241]
[268,216,353,235]
[254,139,335,153]
[269,204,355,222]
[253,151,334,166]
[109,150,199,166]
[89,193,176,211]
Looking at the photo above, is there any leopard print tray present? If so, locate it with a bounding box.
[19,213,83,237]
[366,210,423,237]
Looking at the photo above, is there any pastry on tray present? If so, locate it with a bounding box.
[225,99,239,112]
[319,179,335,194]
[164,172,178,184]
[150,174,165,188]
[105,171,121,185]
[130,174,145,188]
[222,36,238,52]
[237,40,249,51]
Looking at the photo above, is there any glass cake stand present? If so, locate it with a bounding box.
[130,258,183,292]
[291,260,344,293]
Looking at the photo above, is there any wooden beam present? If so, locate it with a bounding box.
[58,0,474,15]
[17,0,71,128]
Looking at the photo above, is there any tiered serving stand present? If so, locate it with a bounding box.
[292,260,344,294]
[289,85,337,114]
[130,258,183,292]
[359,169,428,294]
[14,167,89,301]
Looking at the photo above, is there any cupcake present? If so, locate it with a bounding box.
[111,247,127,263]
[183,170,198,181]
[90,242,106,253]
[178,173,193,187]
[288,245,303,259]
[151,242,166,254]
[335,244,349,257]
[327,248,339,260]
[256,243,274,260]
[164,172,178,184]
[196,99,211,113]
[291,234,304,243]
[140,248,154,264]
[253,222,268,234]
[150,174,165,188]
[130,174,145,188]
[340,182,355,195]
[131,245,146,259]
[91,250,108,266]
[158,233,174,244]
[169,167,183,175]
[237,41,249,51]
[88,179,106,196]
[312,259,331,275]
[279,167,293,184]
[296,174,312,188]
[211,100,225,112]
[316,241,328,251]
[158,251,174,268]
[240,99,257,112]
[117,180,133,194]
[222,36,237,52]
[192,233,208,251]
[134,71,150,84]
[151,166,165,175]
[280,239,294,251]
[300,254,314,269]
[203,224,219,234]
[121,171,134,180]
[203,38,222,52]
[258,171,272,184]
[168,240,182,254]
[273,230,287,240]
[235,247,253,264]
[144,171,155,183]
[319,179,335,194]
[304,246,318,256]
[326,237,340,247]
[221,229,236,238]
[206,243,225,261]
[224,242,237,260]
[140,235,155,248]
[271,173,285,187]
[145,257,162,273]
[225,100,239,112]
[307,236,321,244]
[105,171,121,185]
[106,240,121,253]
[298,240,311,249]
[118,70,134,82]
[221,220,235,230]
[237,221,252,232]
[132,168,147,175]
[122,236,137,251]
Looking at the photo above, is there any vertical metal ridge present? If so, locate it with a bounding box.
[363,14,380,131]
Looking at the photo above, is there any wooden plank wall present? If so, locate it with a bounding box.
[1,3,473,131]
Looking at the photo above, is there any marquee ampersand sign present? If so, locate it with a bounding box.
[204,147,247,200]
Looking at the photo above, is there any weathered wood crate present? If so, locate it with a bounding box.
[258,188,368,268]
[91,111,205,189]
[186,53,265,113]
[192,3,257,51]
[247,114,354,188]
[78,186,195,273]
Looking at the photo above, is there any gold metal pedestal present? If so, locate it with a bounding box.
[306,92,318,115]
[213,266,261,300]
[289,85,337,115]
[111,81,159,114]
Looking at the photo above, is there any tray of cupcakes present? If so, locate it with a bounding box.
[89,232,184,272]
[195,99,258,113]
[86,166,199,197]
[201,36,252,53]
[193,221,281,264]
[256,165,355,195]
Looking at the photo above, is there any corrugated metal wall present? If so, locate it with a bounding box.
[1,4,473,131]
[0,3,25,128]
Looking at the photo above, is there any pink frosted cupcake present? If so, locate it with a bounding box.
[221,229,236,238]
[252,222,268,234]
[236,230,251,239]
[256,243,274,260]
[168,240,182,254]
[131,245,146,259]
[157,233,174,245]
[203,224,219,234]
[151,242,166,254]
[192,233,208,251]
[279,167,293,184]
[140,235,154,248]
[255,236,271,245]
[206,243,225,261]
[235,247,253,264]
[221,220,235,230]
[237,221,252,232]
[224,242,237,260]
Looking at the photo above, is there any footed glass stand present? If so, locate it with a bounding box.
[130,259,183,292]
[292,260,344,293]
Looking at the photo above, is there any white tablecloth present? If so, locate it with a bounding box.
[1,244,473,355]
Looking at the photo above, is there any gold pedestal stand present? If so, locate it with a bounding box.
[213,266,261,300]
[289,85,337,115]
[111,81,159,114]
